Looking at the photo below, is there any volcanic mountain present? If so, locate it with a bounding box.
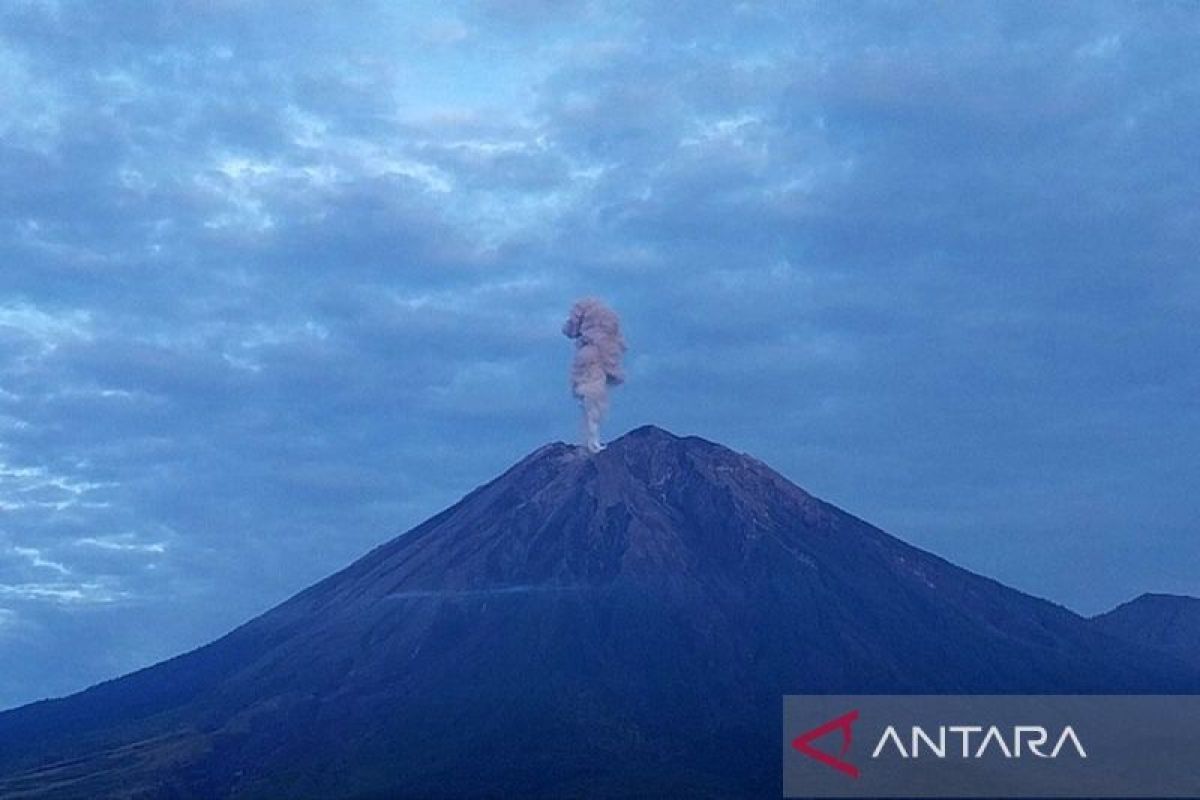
[0,426,1196,799]
[1092,593,1200,668]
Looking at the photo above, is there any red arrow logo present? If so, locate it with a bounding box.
[791,709,861,779]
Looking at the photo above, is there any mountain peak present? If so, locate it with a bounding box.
[611,423,683,443]
[1133,592,1200,605]
[514,425,693,467]
[558,424,714,458]
[525,425,809,527]
[1092,592,1200,669]
[511,426,752,500]
[1094,593,1200,620]
[604,424,728,459]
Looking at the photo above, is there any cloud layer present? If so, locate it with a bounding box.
[0,1,1197,708]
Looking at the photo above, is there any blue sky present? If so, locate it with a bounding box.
[0,1,1197,710]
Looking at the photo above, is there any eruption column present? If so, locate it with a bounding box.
[562,298,626,452]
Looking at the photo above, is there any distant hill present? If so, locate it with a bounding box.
[1,425,1196,799]
[1092,592,1200,668]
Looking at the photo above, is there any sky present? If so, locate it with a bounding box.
[0,0,1197,710]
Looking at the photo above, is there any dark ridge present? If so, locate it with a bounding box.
[1091,592,1200,668]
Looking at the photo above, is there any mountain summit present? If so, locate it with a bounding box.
[1092,592,1200,668]
[1,426,1196,798]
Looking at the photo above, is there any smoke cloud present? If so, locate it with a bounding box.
[562,298,626,453]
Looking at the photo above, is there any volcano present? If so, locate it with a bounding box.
[0,426,1196,799]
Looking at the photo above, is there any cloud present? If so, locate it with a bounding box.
[11,546,69,574]
[75,535,167,555]
[0,0,1196,710]
[0,582,123,604]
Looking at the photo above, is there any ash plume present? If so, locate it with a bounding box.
[562,298,626,453]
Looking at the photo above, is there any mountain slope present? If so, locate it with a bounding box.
[1092,593,1200,668]
[0,426,1195,799]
